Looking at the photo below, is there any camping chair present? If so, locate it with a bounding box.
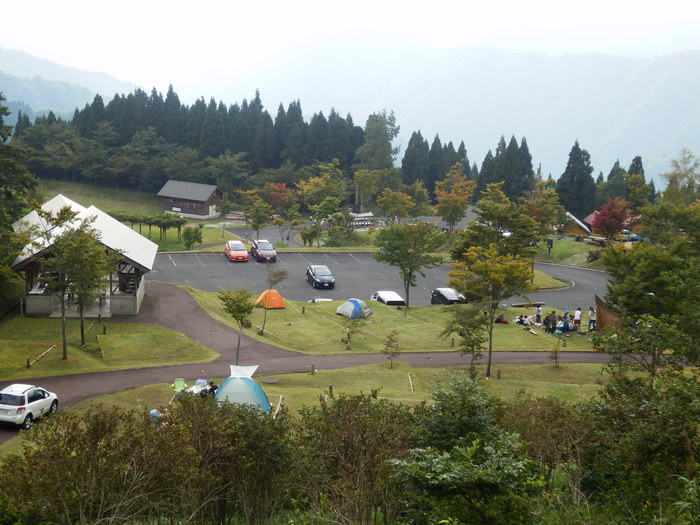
[169,377,187,404]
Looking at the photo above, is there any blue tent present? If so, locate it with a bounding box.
[215,376,271,414]
[336,298,372,318]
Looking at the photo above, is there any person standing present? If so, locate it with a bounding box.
[573,307,582,331]
[535,305,542,324]
[588,307,596,331]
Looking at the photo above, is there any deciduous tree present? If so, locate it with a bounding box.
[376,188,413,221]
[449,245,536,377]
[218,286,255,365]
[592,197,630,240]
[373,222,443,311]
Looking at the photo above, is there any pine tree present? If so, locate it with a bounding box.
[427,135,445,194]
[198,98,226,158]
[556,141,596,219]
[250,111,277,171]
[184,97,206,149]
[401,131,429,185]
[306,112,329,163]
[628,155,644,176]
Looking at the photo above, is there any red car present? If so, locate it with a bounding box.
[224,240,249,262]
[250,239,277,262]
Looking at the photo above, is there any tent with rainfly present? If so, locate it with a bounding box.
[255,289,286,309]
[336,298,372,318]
[214,365,271,414]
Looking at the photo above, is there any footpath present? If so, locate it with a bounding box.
[0,281,610,445]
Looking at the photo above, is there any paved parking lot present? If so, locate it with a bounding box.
[148,251,454,306]
[147,252,608,309]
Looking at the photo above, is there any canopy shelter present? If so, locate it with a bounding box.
[336,298,372,318]
[215,364,271,414]
[11,194,157,316]
[255,289,286,309]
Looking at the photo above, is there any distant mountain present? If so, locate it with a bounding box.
[0,47,136,122]
[223,43,700,184]
[2,44,698,184]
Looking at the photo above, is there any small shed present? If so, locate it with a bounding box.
[157,180,223,218]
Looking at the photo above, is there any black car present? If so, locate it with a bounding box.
[250,239,277,262]
[431,287,465,305]
[306,265,335,289]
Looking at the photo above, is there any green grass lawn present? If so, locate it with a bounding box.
[0,317,218,381]
[65,361,606,418]
[39,180,163,215]
[186,287,595,355]
[536,236,605,269]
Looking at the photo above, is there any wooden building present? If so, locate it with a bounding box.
[12,195,157,317]
[157,180,223,219]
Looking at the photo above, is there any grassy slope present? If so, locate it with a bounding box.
[0,317,218,381]
[186,287,595,355]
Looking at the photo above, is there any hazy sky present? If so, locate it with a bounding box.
[3,0,699,95]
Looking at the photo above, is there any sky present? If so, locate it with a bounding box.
[2,0,700,100]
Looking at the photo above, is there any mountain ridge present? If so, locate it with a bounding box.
[1,44,698,184]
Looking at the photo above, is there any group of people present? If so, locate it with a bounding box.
[498,305,597,335]
[542,306,596,334]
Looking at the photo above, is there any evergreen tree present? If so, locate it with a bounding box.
[228,103,253,154]
[556,141,596,219]
[500,135,522,200]
[605,160,629,200]
[146,88,164,135]
[12,110,31,139]
[305,112,329,164]
[273,103,288,164]
[476,150,495,196]
[519,137,535,195]
[427,135,445,194]
[327,109,352,170]
[162,86,186,144]
[250,111,277,171]
[628,155,644,176]
[281,122,306,166]
[184,97,206,150]
[198,98,226,158]
[401,131,429,185]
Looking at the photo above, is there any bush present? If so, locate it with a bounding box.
[586,249,603,262]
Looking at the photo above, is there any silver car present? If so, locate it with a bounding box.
[0,383,59,430]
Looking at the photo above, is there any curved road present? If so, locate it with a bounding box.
[1,268,611,444]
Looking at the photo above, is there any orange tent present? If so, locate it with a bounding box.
[255,289,286,309]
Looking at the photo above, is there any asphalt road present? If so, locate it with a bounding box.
[148,251,608,310]
[0,246,609,443]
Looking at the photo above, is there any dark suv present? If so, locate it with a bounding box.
[250,239,277,262]
[306,265,335,289]
[431,287,465,305]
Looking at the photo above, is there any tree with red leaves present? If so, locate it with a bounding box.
[592,197,630,239]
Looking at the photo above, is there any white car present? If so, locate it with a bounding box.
[369,290,406,306]
[0,383,59,430]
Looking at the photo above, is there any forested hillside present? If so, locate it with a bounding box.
[11,85,584,217]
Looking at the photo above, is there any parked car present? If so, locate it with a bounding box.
[250,239,277,262]
[224,240,249,262]
[431,287,465,305]
[369,290,406,306]
[0,383,58,430]
[306,265,335,289]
